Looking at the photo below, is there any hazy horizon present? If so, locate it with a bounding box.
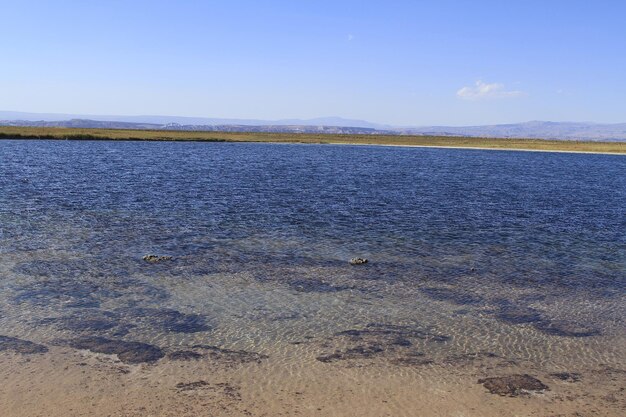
[2,109,626,129]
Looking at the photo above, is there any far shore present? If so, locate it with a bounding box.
[1,126,625,154]
[329,141,626,155]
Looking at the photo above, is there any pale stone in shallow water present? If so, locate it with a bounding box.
[142,254,173,263]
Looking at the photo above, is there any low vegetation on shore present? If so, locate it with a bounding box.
[1,126,624,154]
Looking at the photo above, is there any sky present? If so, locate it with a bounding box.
[1,0,625,126]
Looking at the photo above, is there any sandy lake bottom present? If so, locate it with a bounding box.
[0,140,624,416]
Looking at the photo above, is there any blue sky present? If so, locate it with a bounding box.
[1,0,625,126]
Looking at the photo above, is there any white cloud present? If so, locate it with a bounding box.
[456,80,526,100]
[347,34,354,41]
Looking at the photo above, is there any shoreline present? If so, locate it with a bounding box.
[2,344,624,417]
[1,126,625,155]
[3,136,625,156]
[323,141,626,155]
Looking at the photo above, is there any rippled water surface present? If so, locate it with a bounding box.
[0,140,624,370]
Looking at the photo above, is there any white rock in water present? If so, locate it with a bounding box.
[142,254,173,263]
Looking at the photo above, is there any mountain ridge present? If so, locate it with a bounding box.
[0,111,387,129]
[1,111,625,141]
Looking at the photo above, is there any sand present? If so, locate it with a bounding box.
[1,341,624,417]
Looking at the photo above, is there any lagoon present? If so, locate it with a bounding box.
[0,140,624,416]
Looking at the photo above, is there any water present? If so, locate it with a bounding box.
[0,140,624,371]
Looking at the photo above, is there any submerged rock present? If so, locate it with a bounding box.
[478,374,549,396]
[142,254,173,263]
[69,336,164,364]
[349,257,368,265]
[0,335,48,354]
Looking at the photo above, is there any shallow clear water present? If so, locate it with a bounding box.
[0,140,624,370]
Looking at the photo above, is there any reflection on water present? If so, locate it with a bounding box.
[0,140,624,371]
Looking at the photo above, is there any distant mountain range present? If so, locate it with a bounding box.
[399,121,626,142]
[2,111,625,141]
[0,111,387,129]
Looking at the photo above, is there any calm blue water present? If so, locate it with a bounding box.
[0,140,624,367]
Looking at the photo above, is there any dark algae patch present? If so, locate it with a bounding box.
[175,380,242,401]
[487,299,601,337]
[167,350,205,361]
[191,345,269,365]
[175,380,210,391]
[39,307,211,338]
[317,323,448,365]
[149,343,268,368]
[12,259,170,309]
[14,277,108,309]
[494,302,543,325]
[550,372,582,382]
[478,374,549,396]
[68,336,164,364]
[289,279,354,293]
[390,352,434,367]
[39,308,134,337]
[421,287,483,305]
[0,335,48,354]
[12,258,138,285]
[42,310,124,334]
[317,344,385,363]
[442,351,501,365]
[336,323,450,343]
[116,307,211,333]
[533,320,600,338]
